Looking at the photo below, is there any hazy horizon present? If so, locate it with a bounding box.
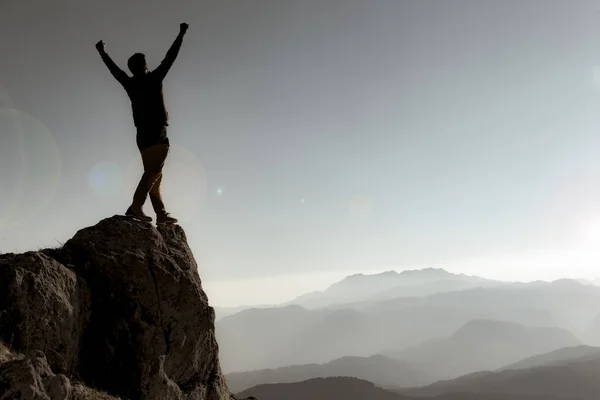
[3,0,600,307]
[207,244,600,307]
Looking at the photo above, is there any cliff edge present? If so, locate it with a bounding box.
[0,215,237,400]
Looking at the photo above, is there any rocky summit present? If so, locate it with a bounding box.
[0,215,239,400]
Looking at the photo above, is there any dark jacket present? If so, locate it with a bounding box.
[98,33,184,149]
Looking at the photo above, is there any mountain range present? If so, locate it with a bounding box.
[219,267,600,400]
[236,376,583,400]
[225,319,581,391]
[217,269,600,373]
[237,348,600,399]
[402,350,600,399]
[499,345,600,371]
[287,268,501,309]
[385,319,581,379]
[226,354,432,393]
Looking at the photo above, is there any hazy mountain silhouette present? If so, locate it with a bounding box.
[217,302,496,372]
[217,280,597,373]
[237,376,578,400]
[237,377,405,400]
[288,268,500,308]
[370,279,600,337]
[225,354,433,393]
[583,311,600,346]
[404,352,600,399]
[215,304,274,321]
[367,278,502,302]
[498,345,600,371]
[217,305,375,372]
[386,319,581,379]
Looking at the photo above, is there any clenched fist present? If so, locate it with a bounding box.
[95,40,105,52]
[180,23,189,33]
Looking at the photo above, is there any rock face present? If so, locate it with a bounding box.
[0,342,119,400]
[0,251,89,375]
[0,216,234,400]
[0,350,73,400]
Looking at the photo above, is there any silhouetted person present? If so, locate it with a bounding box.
[95,23,190,224]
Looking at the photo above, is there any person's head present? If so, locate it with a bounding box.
[128,53,148,76]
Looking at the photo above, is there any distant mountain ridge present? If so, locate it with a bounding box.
[236,348,600,399]
[237,377,405,400]
[217,305,372,372]
[499,345,600,371]
[287,268,502,308]
[227,337,597,393]
[217,279,600,373]
[215,304,275,321]
[386,319,581,379]
[403,350,600,399]
[237,376,582,400]
[225,354,433,393]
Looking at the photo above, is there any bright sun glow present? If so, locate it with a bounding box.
[578,214,600,247]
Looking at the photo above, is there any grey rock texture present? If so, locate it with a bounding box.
[0,350,72,400]
[0,345,119,400]
[0,216,240,400]
[0,251,88,374]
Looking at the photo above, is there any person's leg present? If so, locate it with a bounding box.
[148,146,178,224]
[128,167,153,222]
[148,146,169,215]
[130,144,169,218]
[142,144,178,223]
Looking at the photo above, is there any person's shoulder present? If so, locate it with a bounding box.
[119,74,133,85]
[148,70,165,81]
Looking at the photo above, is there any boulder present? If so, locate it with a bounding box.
[0,350,72,400]
[0,346,120,400]
[0,216,239,400]
[0,252,88,374]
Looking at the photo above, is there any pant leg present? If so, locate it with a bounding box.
[149,168,165,214]
[131,144,169,211]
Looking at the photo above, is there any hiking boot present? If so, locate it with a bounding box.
[125,206,153,222]
[157,213,178,225]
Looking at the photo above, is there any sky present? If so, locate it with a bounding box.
[3,0,600,306]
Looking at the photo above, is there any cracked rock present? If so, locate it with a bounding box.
[0,216,234,400]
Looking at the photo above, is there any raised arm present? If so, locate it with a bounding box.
[153,23,189,80]
[95,40,129,87]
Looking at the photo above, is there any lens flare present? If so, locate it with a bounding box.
[576,213,600,248]
[0,108,62,228]
[123,144,207,221]
[88,161,124,197]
